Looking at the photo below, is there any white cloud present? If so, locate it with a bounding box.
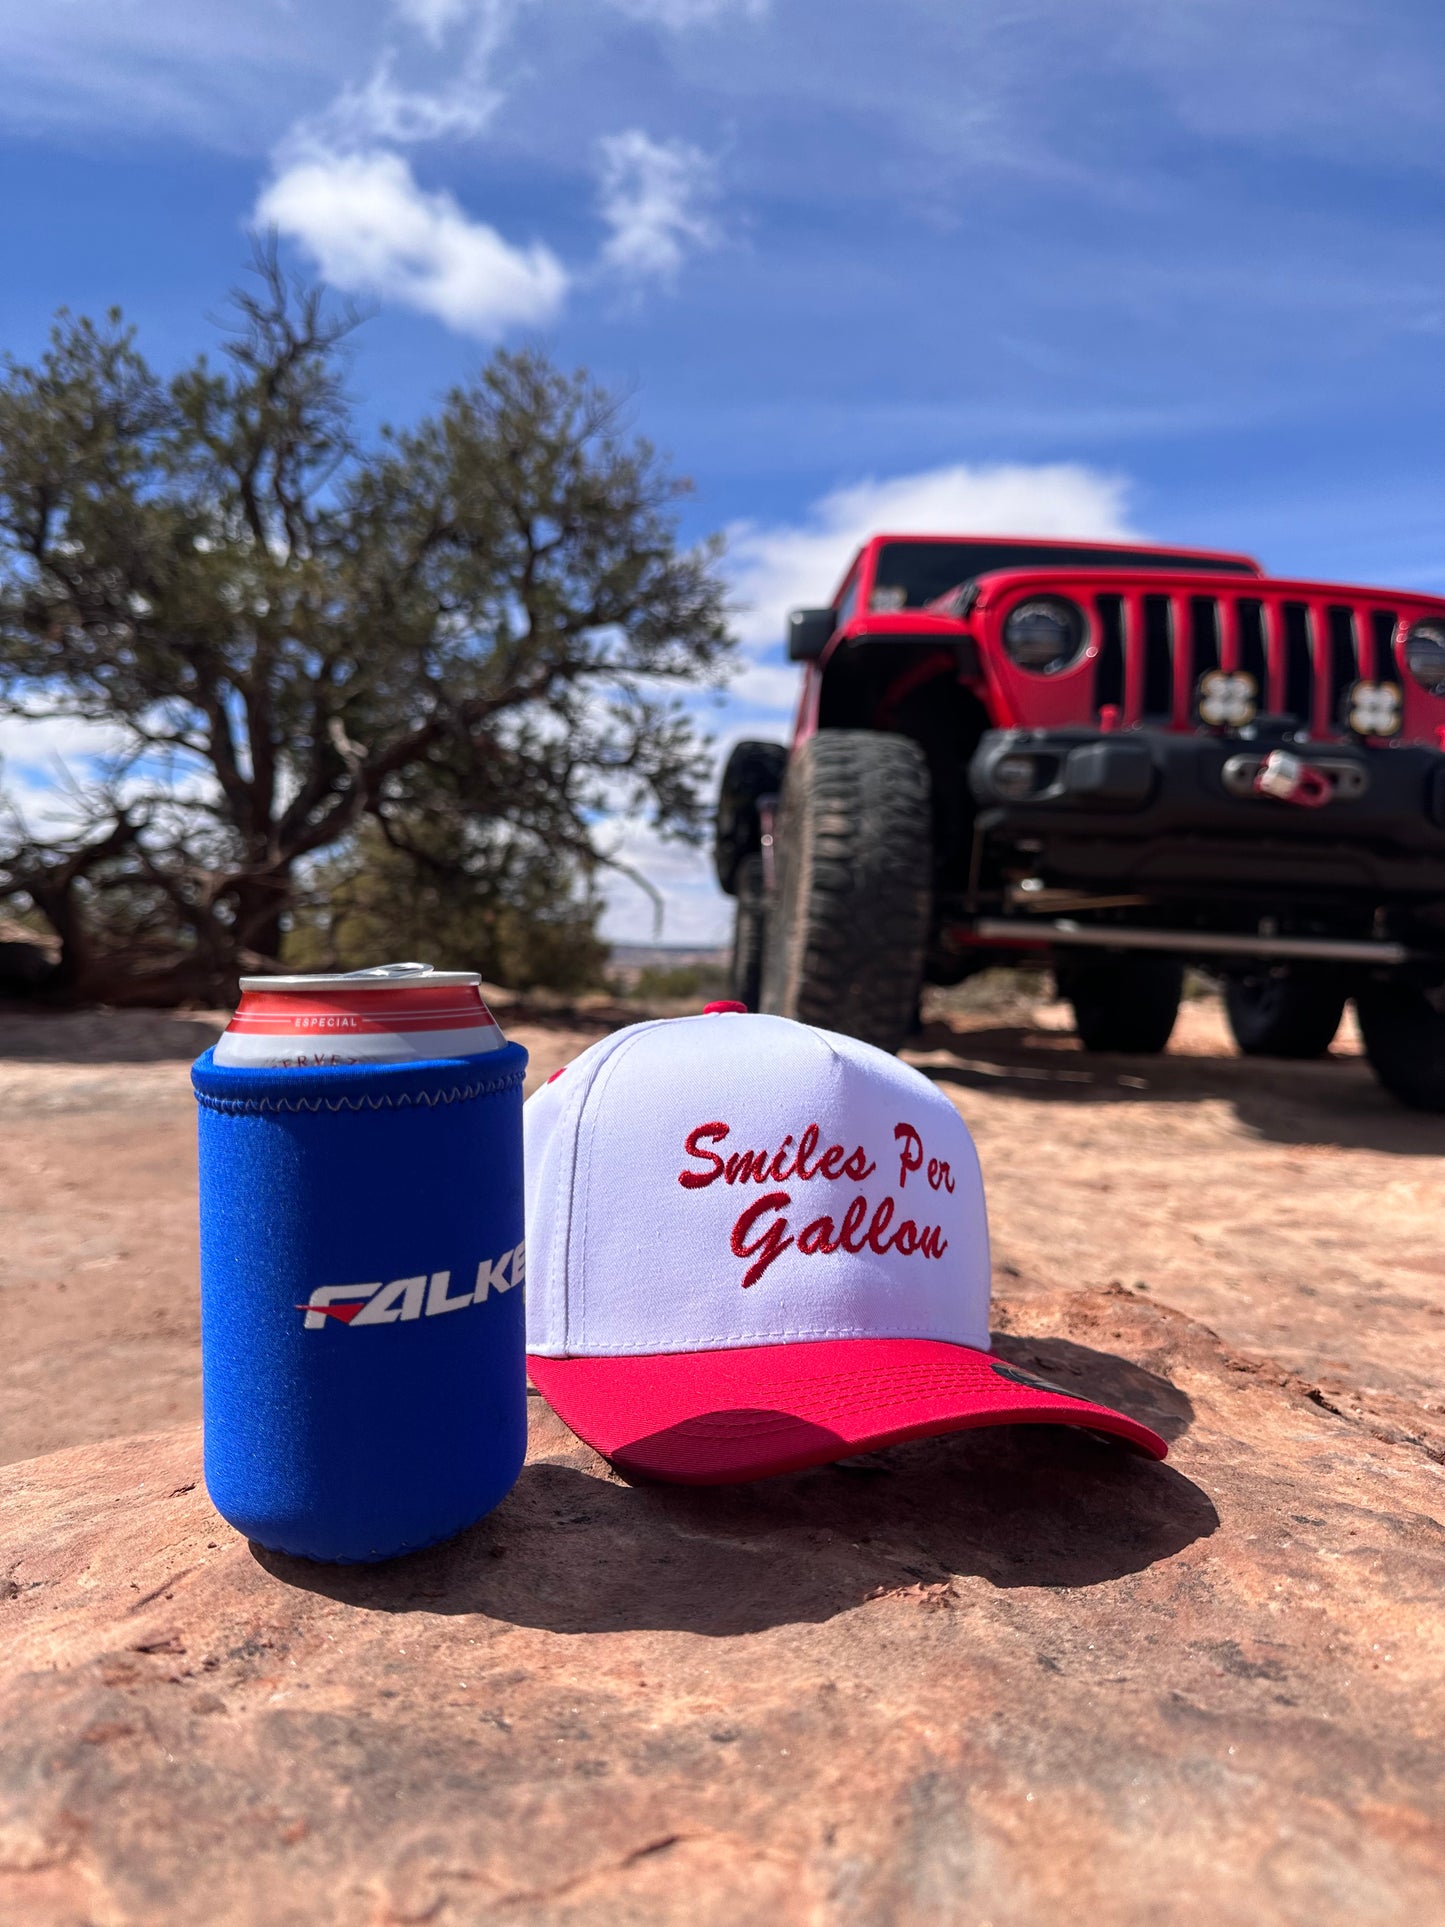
[0,713,133,801]
[315,57,503,146]
[392,0,476,38]
[726,662,802,714]
[2,0,1440,195]
[0,713,138,835]
[315,0,519,146]
[608,0,767,25]
[256,147,568,335]
[726,461,1138,649]
[357,0,762,165]
[596,130,719,283]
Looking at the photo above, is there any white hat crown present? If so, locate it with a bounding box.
[524,1013,991,1359]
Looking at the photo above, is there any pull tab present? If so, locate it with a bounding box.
[341,961,435,979]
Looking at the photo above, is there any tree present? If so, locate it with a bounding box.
[285,816,609,994]
[0,248,732,1000]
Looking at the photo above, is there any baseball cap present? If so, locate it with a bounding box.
[524,1007,1167,1483]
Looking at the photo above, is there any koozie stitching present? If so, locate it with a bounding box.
[194,1069,523,1116]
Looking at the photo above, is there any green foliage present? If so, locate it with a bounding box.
[285,820,607,994]
[618,962,730,1003]
[0,246,733,1000]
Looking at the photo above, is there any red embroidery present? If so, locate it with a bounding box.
[727,1187,946,1288]
[866,1195,895,1253]
[768,1135,795,1181]
[896,1122,955,1193]
[678,1119,873,1190]
[724,1147,774,1184]
[679,1121,730,1188]
[730,1191,795,1287]
[837,1194,869,1253]
[895,1122,923,1188]
[685,1118,948,1287]
[797,1214,838,1255]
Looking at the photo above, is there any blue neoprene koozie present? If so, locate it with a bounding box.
[191,1042,528,1563]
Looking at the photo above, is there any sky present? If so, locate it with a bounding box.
[1,0,1442,943]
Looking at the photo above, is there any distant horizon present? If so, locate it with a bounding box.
[607,940,728,959]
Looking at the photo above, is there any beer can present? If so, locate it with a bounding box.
[192,959,528,1563]
[213,961,507,1068]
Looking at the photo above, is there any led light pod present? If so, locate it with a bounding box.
[1347,681,1402,738]
[1198,669,1257,730]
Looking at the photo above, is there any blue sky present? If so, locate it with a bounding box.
[1,0,1442,942]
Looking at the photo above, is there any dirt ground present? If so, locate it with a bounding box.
[5,992,1445,1924]
[1,992,1441,1470]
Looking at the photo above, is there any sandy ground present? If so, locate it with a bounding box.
[1,993,1441,1471]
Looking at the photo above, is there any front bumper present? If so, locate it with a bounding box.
[967,727,1445,899]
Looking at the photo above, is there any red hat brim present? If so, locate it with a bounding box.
[528,1336,1168,1485]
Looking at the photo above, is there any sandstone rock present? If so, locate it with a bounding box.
[3,1285,1444,1925]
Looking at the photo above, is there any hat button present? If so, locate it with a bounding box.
[701,1000,749,1015]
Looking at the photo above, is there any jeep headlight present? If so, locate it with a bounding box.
[1003,596,1087,674]
[1404,619,1445,695]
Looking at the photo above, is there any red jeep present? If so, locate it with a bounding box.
[714,534,1445,1109]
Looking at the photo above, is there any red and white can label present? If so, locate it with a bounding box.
[214,965,506,1068]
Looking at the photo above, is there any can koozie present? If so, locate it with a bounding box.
[191,1043,529,1563]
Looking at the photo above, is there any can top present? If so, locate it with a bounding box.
[237,961,482,993]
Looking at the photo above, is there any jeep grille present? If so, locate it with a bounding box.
[1082,589,1403,737]
[970,578,1426,743]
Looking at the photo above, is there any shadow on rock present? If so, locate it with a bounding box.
[254,1359,1217,1635]
[906,1022,1445,1156]
[0,1008,226,1063]
[990,1330,1194,1444]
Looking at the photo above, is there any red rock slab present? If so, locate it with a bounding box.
[2,1287,1444,1925]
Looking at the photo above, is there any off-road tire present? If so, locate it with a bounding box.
[1224,968,1346,1059]
[1356,980,1445,1111]
[714,740,788,896]
[760,730,931,1054]
[729,853,767,1010]
[1060,955,1183,1055]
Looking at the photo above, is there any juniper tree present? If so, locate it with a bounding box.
[0,248,731,998]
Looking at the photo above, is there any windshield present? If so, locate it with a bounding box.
[869,540,1256,611]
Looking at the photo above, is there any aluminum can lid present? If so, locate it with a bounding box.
[237,962,482,992]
